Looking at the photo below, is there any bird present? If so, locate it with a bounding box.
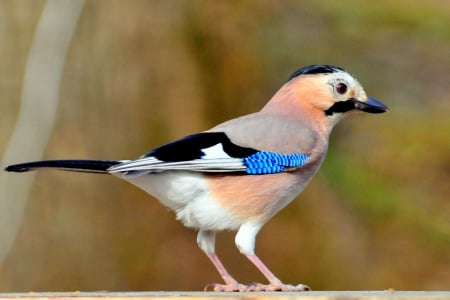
[5,64,388,292]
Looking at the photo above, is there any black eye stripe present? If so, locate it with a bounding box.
[324,100,355,116]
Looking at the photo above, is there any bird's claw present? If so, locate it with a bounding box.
[204,282,311,292]
[204,282,249,292]
[244,282,310,291]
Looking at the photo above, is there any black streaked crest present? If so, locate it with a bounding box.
[288,65,346,81]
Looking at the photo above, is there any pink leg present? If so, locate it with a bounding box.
[245,254,310,291]
[203,252,248,291]
[197,230,248,291]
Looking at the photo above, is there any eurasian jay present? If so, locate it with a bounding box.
[5,65,388,292]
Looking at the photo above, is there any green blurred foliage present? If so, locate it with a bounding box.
[0,0,449,292]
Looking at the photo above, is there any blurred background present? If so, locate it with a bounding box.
[0,0,449,292]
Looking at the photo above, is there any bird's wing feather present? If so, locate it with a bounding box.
[109,157,246,173]
[108,132,309,176]
[141,132,257,161]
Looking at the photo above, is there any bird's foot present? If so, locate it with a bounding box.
[204,282,249,292]
[245,282,311,292]
[204,281,310,292]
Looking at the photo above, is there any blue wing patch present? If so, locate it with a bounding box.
[244,151,309,175]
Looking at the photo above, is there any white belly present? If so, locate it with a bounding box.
[114,171,244,231]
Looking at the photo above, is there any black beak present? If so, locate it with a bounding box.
[353,97,388,114]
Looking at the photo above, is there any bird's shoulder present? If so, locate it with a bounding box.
[208,112,321,155]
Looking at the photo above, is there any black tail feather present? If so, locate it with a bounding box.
[4,160,122,174]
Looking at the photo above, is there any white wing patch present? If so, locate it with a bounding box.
[201,143,232,159]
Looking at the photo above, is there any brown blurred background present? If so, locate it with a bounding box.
[0,0,449,292]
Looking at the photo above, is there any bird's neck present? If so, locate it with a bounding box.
[261,85,334,137]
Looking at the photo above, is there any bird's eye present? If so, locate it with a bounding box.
[335,82,348,95]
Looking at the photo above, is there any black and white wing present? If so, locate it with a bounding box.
[109,132,309,176]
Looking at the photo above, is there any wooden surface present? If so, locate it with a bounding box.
[0,291,449,300]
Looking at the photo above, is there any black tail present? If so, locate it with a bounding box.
[4,160,123,174]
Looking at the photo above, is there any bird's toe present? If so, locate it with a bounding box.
[253,282,311,292]
[204,282,248,292]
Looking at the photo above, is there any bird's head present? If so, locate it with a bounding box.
[263,64,388,130]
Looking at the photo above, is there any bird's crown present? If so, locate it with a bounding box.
[287,64,346,81]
